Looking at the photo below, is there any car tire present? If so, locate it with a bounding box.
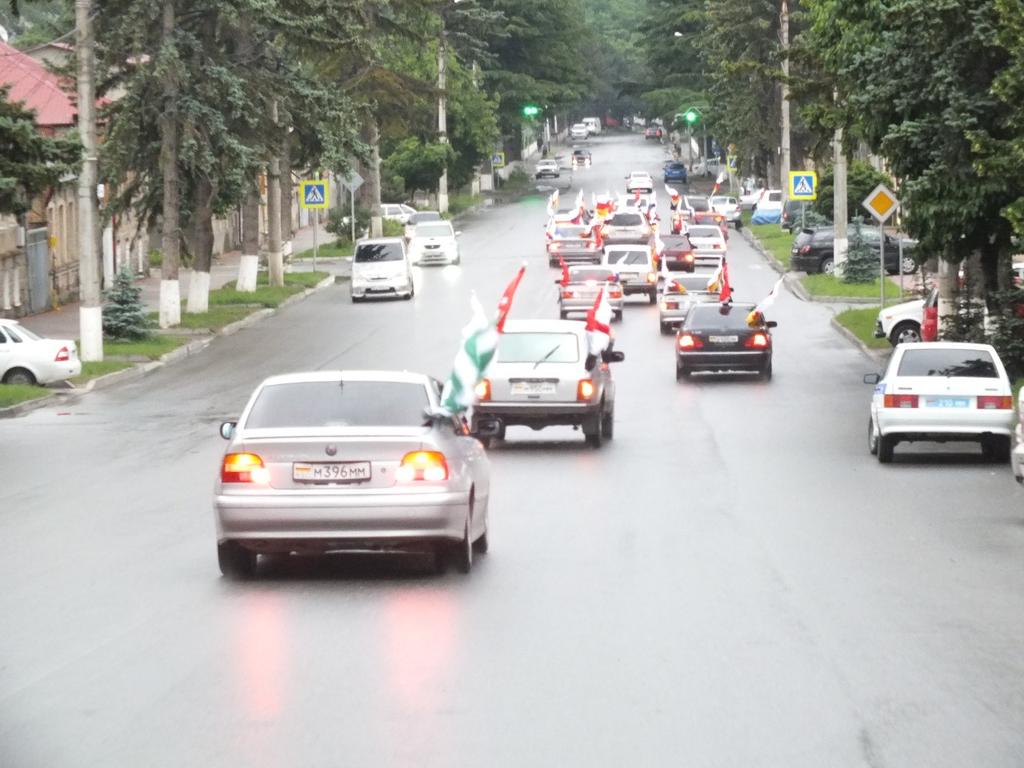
[675,362,689,381]
[614,310,623,322]
[901,256,917,275]
[559,311,568,320]
[889,321,922,346]
[982,435,1012,463]
[601,407,614,440]
[583,413,603,448]
[648,290,657,305]
[218,541,257,579]
[3,367,37,386]
[451,516,473,574]
[877,434,895,464]
[821,257,835,275]
[759,359,773,381]
[660,322,670,335]
[868,418,879,456]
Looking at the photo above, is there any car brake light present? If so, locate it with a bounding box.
[646,272,658,284]
[549,242,561,251]
[561,289,574,299]
[713,243,722,249]
[577,379,596,401]
[54,346,70,362]
[608,288,622,299]
[684,253,694,262]
[678,334,704,349]
[977,395,1013,409]
[221,453,270,484]
[663,301,678,310]
[745,333,769,348]
[474,378,491,401]
[883,394,919,409]
[799,245,811,254]
[396,451,449,482]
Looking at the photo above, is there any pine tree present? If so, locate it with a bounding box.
[102,267,152,340]
[842,219,876,284]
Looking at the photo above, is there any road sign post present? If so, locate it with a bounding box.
[862,184,901,310]
[339,172,364,245]
[300,180,331,271]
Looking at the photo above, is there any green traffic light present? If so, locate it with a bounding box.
[685,110,699,125]
[522,104,540,118]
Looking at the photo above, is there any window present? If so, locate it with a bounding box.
[605,250,649,266]
[245,381,430,429]
[686,304,759,331]
[497,332,580,364]
[355,243,405,263]
[897,348,999,378]
[688,226,721,239]
[5,327,22,342]
[415,224,454,238]
[609,213,642,226]
[410,212,442,226]
[0,329,6,343]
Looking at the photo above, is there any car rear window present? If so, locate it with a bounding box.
[688,199,710,211]
[409,212,441,225]
[897,348,999,378]
[355,243,404,262]
[497,332,580,364]
[609,213,642,226]
[672,277,714,292]
[570,269,614,282]
[686,304,759,330]
[605,249,649,266]
[554,226,587,238]
[688,226,722,239]
[415,223,453,238]
[245,381,430,429]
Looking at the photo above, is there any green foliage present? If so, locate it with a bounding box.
[814,161,889,222]
[987,288,1024,379]
[834,307,894,350]
[382,219,405,237]
[842,220,877,284]
[385,137,454,195]
[102,267,153,341]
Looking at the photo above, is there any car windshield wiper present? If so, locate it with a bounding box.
[534,343,563,369]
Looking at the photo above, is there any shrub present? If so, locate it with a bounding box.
[842,220,877,284]
[103,267,153,340]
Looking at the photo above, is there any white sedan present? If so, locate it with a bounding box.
[408,221,461,266]
[0,318,81,385]
[625,171,654,193]
[865,342,1017,463]
[685,224,728,255]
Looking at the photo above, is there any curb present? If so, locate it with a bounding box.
[829,316,890,364]
[739,227,786,275]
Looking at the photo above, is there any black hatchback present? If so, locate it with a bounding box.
[675,302,777,381]
[790,226,918,275]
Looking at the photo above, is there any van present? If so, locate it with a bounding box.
[582,117,601,136]
[350,237,414,303]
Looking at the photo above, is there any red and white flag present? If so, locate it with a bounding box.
[755,276,784,312]
[496,264,526,332]
[719,259,733,304]
[559,255,571,286]
[585,287,613,356]
[546,189,560,217]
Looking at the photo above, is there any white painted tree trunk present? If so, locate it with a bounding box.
[186,270,210,314]
[159,279,181,328]
[237,254,259,292]
[79,305,103,361]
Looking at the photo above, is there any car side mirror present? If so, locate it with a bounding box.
[863,373,881,385]
[765,320,778,328]
[219,421,237,440]
[602,349,625,363]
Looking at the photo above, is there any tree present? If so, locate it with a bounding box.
[385,137,453,196]
[102,266,152,340]
[841,219,876,284]
[813,160,888,221]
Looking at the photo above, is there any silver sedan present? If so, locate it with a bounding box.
[214,370,491,577]
[558,266,624,320]
[659,275,719,334]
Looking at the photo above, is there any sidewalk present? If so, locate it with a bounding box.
[20,221,338,340]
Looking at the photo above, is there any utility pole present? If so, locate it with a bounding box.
[75,0,102,360]
[833,91,848,277]
[267,99,284,287]
[158,0,181,329]
[436,24,449,214]
[780,0,791,200]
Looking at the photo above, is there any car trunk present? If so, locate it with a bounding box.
[890,377,1006,406]
[489,361,581,403]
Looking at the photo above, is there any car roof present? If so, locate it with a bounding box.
[501,319,586,334]
[897,341,998,353]
[357,237,405,245]
[258,370,433,388]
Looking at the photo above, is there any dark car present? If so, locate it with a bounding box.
[790,226,918,275]
[675,302,776,381]
[660,233,696,272]
[644,127,663,140]
[664,162,688,185]
[780,199,806,232]
[572,149,592,168]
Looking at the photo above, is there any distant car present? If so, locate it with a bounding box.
[408,220,461,266]
[864,342,1016,463]
[572,149,592,168]
[685,224,728,255]
[350,238,414,302]
[751,189,784,224]
[659,275,718,334]
[1012,262,1023,287]
[739,187,766,211]
[213,370,491,577]
[471,319,625,448]
[676,302,777,381]
[381,203,417,224]
[0,318,81,385]
[790,226,918,275]
[692,253,725,273]
[660,233,696,272]
[626,171,654,194]
[686,196,728,234]
[644,127,662,140]
[664,162,688,185]
[404,210,442,240]
[710,196,742,228]
[558,266,623,321]
[780,198,805,232]
[875,296,925,346]
[602,245,658,304]
[547,224,602,266]
[535,159,561,180]
[582,117,602,136]
[570,123,589,140]
[601,211,652,245]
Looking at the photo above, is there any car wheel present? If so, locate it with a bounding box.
[675,362,689,381]
[868,417,879,455]
[451,515,473,574]
[982,435,1011,463]
[559,311,568,320]
[901,255,917,275]
[601,407,614,440]
[583,413,603,448]
[821,257,835,275]
[877,434,895,464]
[218,541,257,579]
[3,367,37,386]
[660,322,670,335]
[648,290,657,305]
[614,310,623,322]
[889,321,921,346]
[759,359,773,381]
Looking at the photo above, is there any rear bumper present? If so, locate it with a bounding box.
[603,234,649,245]
[548,249,599,263]
[414,250,456,265]
[215,489,469,546]
[878,409,1015,438]
[622,282,656,295]
[677,350,769,371]
[474,401,600,429]
[35,360,82,383]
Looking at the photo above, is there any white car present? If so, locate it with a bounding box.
[874,298,925,345]
[601,245,658,304]
[381,203,417,224]
[626,171,654,194]
[739,186,765,211]
[582,117,601,136]
[685,224,728,255]
[570,123,589,141]
[404,210,442,240]
[710,196,742,227]
[351,238,414,302]
[0,318,81,385]
[1012,389,1023,483]
[865,342,1017,463]
[408,221,461,266]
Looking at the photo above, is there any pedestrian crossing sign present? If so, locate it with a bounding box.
[300,180,329,209]
[789,171,817,201]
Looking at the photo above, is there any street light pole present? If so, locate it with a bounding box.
[780,0,792,201]
[437,17,450,213]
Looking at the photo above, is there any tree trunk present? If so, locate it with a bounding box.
[280,131,293,259]
[365,119,383,237]
[237,186,260,292]
[158,0,181,328]
[267,101,284,287]
[187,176,214,313]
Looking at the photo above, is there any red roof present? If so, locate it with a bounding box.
[0,41,76,128]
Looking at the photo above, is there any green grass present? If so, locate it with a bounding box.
[207,271,330,308]
[293,242,352,260]
[749,223,795,270]
[155,306,255,331]
[104,335,191,360]
[834,307,892,350]
[802,274,903,300]
[0,384,50,408]
[71,360,132,385]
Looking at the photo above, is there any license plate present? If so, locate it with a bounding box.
[293,461,372,483]
[511,381,556,396]
[709,335,738,344]
[924,397,970,408]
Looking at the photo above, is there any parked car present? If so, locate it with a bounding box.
[213,370,491,577]
[864,342,1016,463]
[751,189,784,224]
[381,203,417,224]
[408,220,461,266]
[780,198,805,232]
[0,318,81,385]
[351,238,414,301]
[582,117,602,136]
[710,196,742,229]
[404,210,442,240]
[676,302,777,381]
[664,162,688,185]
[602,245,658,304]
[644,126,663,140]
[875,298,925,345]
[790,226,918,275]
[557,266,623,321]
[739,186,766,211]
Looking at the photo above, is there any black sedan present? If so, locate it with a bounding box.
[790,225,918,275]
[572,149,592,168]
[675,302,776,381]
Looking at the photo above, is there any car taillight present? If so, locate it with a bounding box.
[646,272,658,283]
[744,333,770,348]
[577,379,596,401]
[221,453,270,484]
[684,253,694,262]
[663,301,678,310]
[548,242,561,251]
[608,288,622,299]
[678,334,704,349]
[713,243,722,249]
[54,346,70,362]
[561,289,574,299]
[977,395,1013,409]
[883,394,919,409]
[396,451,449,483]
[474,378,491,401]
[799,245,811,254]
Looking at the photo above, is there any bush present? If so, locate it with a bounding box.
[327,206,370,240]
[987,288,1024,379]
[382,218,405,237]
[103,267,153,340]
[502,168,532,193]
[148,249,162,268]
[842,220,877,284]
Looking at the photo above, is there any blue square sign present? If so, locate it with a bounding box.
[300,180,329,209]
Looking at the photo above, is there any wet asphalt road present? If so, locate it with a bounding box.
[2,133,1023,768]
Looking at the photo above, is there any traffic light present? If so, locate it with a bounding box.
[522,104,540,118]
[684,108,700,126]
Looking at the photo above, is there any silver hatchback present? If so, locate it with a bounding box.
[557,266,624,320]
[214,370,491,577]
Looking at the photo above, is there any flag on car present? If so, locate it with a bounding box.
[495,263,526,333]
[585,286,613,356]
[719,259,733,304]
[665,185,682,210]
[546,189,560,217]
[559,255,571,286]
[706,264,722,292]
[439,294,499,416]
[711,170,728,196]
[748,276,783,325]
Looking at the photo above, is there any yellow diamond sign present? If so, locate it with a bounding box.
[862,183,899,223]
